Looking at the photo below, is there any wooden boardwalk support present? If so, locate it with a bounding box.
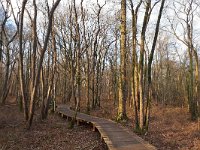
[56,105,156,150]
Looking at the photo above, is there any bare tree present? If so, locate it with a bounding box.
[28,0,61,128]
[0,1,17,105]
[169,0,199,121]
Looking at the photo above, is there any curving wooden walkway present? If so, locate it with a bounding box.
[56,105,156,150]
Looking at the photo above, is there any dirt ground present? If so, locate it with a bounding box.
[79,99,200,150]
[0,104,107,150]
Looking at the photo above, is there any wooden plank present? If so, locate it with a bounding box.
[56,105,156,150]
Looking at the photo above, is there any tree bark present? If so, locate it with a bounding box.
[19,0,29,121]
[117,0,127,121]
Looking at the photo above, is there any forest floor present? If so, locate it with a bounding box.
[80,99,200,150]
[0,98,107,150]
[1,97,200,150]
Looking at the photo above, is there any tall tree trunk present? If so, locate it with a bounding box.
[27,0,61,129]
[146,0,165,130]
[1,46,10,105]
[113,29,119,106]
[68,5,75,105]
[187,13,198,120]
[117,0,127,121]
[41,15,57,119]
[81,0,90,111]
[19,0,28,121]
[129,0,142,129]
[138,0,150,130]
[74,0,81,111]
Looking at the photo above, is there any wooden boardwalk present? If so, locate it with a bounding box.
[56,105,156,150]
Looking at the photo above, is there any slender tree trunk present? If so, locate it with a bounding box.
[0,33,2,97]
[19,0,28,121]
[138,0,150,130]
[74,0,81,111]
[114,30,119,106]
[193,49,199,128]
[81,0,90,112]
[41,16,57,119]
[187,17,198,121]
[129,0,142,129]
[86,56,90,112]
[117,0,127,121]
[27,0,61,129]
[68,5,75,105]
[1,46,10,105]
[146,0,165,130]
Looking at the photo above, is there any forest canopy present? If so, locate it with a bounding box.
[0,0,199,133]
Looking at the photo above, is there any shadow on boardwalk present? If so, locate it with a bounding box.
[57,105,156,150]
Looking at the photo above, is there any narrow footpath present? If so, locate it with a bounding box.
[57,105,156,150]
